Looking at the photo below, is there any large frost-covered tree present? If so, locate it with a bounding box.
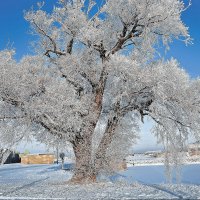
[1,0,200,183]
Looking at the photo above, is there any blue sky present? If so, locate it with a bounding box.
[0,0,57,59]
[163,0,200,78]
[0,0,199,77]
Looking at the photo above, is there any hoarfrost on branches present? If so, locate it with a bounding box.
[0,0,199,183]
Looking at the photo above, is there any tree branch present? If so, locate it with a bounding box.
[80,72,96,89]
[107,18,141,57]
[67,38,74,54]
[32,20,66,57]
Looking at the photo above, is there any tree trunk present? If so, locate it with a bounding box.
[70,61,110,183]
[94,116,119,172]
[70,135,96,183]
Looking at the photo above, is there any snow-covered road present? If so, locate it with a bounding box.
[0,163,200,199]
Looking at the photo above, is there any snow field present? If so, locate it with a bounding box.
[0,163,200,199]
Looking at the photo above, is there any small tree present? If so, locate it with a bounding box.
[0,0,200,183]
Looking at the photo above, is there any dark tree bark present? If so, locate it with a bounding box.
[70,134,96,183]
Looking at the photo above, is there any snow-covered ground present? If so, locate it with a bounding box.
[126,153,200,166]
[0,161,200,199]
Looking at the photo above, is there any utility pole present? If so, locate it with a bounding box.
[59,152,65,170]
[56,146,59,164]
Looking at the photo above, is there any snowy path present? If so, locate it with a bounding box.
[0,164,200,199]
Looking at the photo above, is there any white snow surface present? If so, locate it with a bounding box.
[0,162,200,199]
[126,153,200,166]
